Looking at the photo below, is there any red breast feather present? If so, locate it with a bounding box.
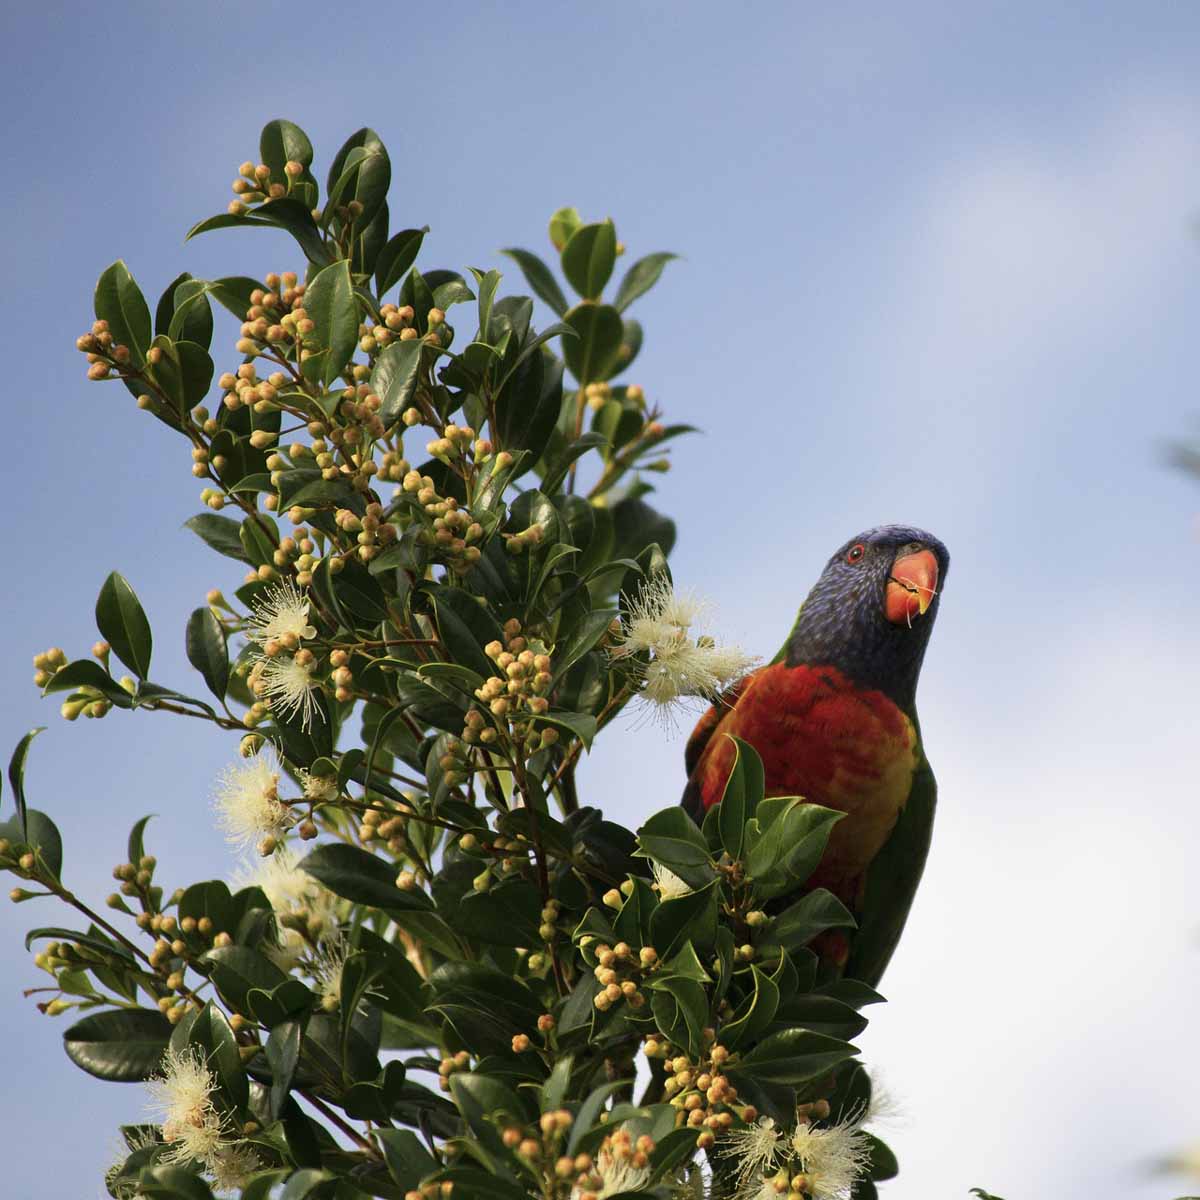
[688,662,919,906]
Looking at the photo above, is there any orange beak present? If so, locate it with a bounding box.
[885,548,939,626]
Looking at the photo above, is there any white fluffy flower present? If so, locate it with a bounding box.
[255,654,323,732]
[297,767,338,803]
[613,574,757,717]
[213,750,290,851]
[720,1116,783,1186]
[145,1046,227,1168]
[208,1143,260,1192]
[313,935,350,1009]
[246,578,316,648]
[652,861,694,901]
[789,1115,871,1200]
[233,847,339,968]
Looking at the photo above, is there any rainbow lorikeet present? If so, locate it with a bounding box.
[681,525,948,987]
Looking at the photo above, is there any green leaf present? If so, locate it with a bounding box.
[636,807,716,890]
[969,1191,1007,1200]
[62,1008,170,1081]
[761,889,856,956]
[96,571,153,679]
[379,1128,439,1191]
[326,128,391,230]
[94,260,152,365]
[562,303,623,384]
[562,220,618,300]
[376,227,429,296]
[260,118,313,178]
[185,1002,248,1109]
[185,607,229,701]
[202,945,288,1014]
[613,252,678,312]
[184,513,251,563]
[717,736,765,860]
[186,199,329,267]
[749,803,844,901]
[549,206,582,252]
[265,1018,302,1120]
[278,1169,333,1199]
[732,1028,859,1086]
[39,658,132,708]
[6,727,43,837]
[500,248,569,316]
[157,275,214,350]
[301,843,434,912]
[303,259,358,386]
[137,1166,217,1200]
[373,338,424,427]
[128,814,154,865]
[0,809,62,879]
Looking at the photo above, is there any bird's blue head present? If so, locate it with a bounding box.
[785,524,949,712]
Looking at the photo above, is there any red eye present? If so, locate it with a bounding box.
[846,543,866,564]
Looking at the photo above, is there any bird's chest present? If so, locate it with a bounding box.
[699,664,920,900]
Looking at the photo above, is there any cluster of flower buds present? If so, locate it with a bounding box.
[581,933,655,1014]
[228,161,303,214]
[584,381,613,412]
[571,1128,655,1200]
[334,501,398,564]
[31,647,66,690]
[642,1037,750,1146]
[463,620,556,758]
[500,1108,575,1171]
[75,319,131,381]
[435,1049,472,1093]
[359,303,418,354]
[359,800,412,857]
[469,829,535,895]
[401,470,484,575]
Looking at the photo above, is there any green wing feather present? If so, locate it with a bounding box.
[843,731,937,988]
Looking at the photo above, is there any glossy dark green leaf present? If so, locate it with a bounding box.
[373,338,424,426]
[202,945,288,1014]
[761,889,856,956]
[648,881,719,959]
[379,1128,439,1191]
[326,127,391,230]
[613,251,678,312]
[303,259,358,386]
[562,220,617,299]
[562,303,623,384]
[748,802,844,901]
[637,807,716,889]
[717,736,765,861]
[301,843,433,912]
[260,119,314,178]
[166,279,214,349]
[128,814,154,866]
[62,1008,170,1081]
[39,658,131,708]
[208,276,261,319]
[185,1002,248,1109]
[278,1169,333,1199]
[6,727,44,836]
[186,199,329,266]
[96,572,153,678]
[0,808,62,879]
[265,1017,302,1119]
[185,607,228,701]
[183,513,250,563]
[136,1166,216,1200]
[429,587,504,678]
[732,1028,859,1085]
[94,260,152,365]
[376,227,429,296]
[500,248,569,316]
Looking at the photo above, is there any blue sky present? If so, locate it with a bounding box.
[2,2,1200,1196]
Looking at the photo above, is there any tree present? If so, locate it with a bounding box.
[2,120,896,1200]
